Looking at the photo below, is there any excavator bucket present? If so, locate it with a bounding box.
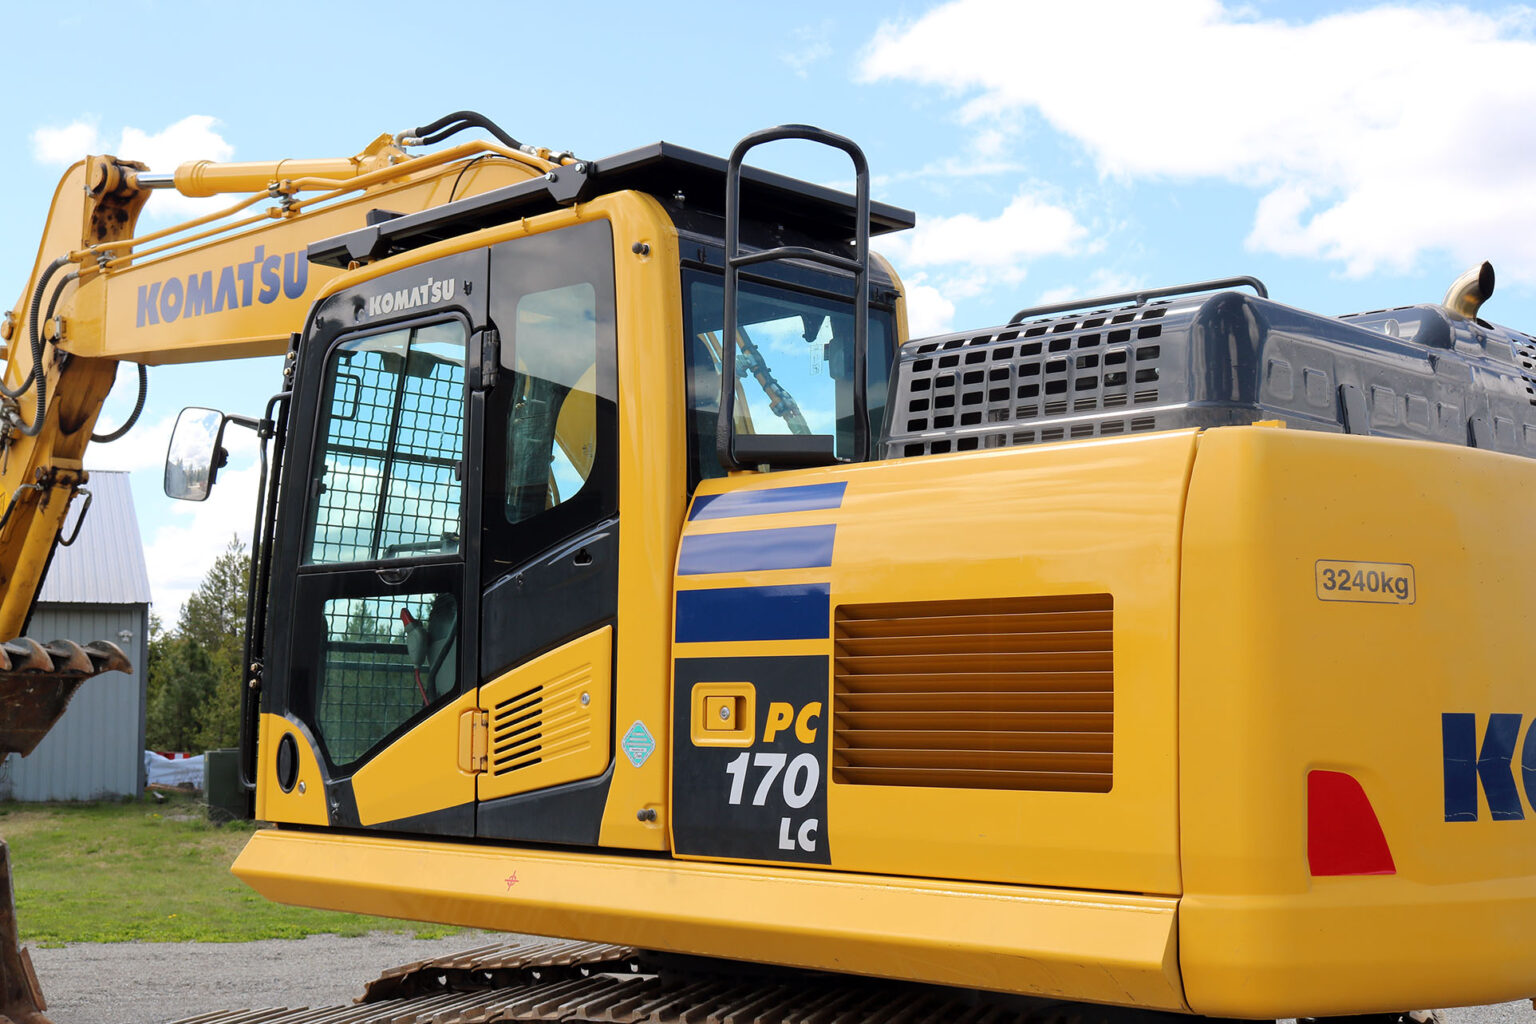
[0,639,130,758]
[0,637,129,1024]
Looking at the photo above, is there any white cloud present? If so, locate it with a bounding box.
[140,449,260,623]
[781,21,836,78]
[30,115,234,219]
[1035,270,1148,308]
[877,189,1090,320]
[118,115,234,176]
[86,412,175,476]
[31,120,101,165]
[86,403,259,622]
[880,189,1088,279]
[902,276,958,337]
[860,0,1536,279]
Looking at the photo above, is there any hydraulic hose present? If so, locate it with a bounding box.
[411,110,524,151]
[90,364,147,444]
[0,257,67,402]
[7,259,71,437]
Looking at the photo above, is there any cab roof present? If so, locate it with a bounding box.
[308,141,918,269]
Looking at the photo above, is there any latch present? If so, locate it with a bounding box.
[457,709,488,773]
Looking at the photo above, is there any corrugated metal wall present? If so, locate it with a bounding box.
[3,603,149,801]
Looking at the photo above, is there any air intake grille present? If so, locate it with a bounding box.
[1512,336,1536,406]
[491,685,543,775]
[887,308,1169,457]
[488,661,598,777]
[833,594,1113,793]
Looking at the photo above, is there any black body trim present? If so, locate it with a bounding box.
[476,762,615,847]
[481,520,619,678]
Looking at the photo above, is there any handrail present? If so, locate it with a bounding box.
[1007,276,1268,326]
[718,125,871,470]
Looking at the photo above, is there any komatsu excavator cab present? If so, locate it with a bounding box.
[164,130,914,847]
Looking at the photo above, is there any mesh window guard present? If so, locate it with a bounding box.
[316,592,459,764]
[306,321,466,564]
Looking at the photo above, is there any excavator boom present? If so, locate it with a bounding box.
[0,116,570,1022]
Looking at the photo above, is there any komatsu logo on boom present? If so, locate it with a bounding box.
[136,247,307,327]
[367,276,455,317]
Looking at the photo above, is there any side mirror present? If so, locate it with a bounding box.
[164,407,229,502]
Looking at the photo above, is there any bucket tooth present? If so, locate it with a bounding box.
[0,641,51,674]
[41,641,91,676]
[80,641,130,676]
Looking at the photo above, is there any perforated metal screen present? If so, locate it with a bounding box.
[316,593,456,764]
[307,323,465,564]
[884,291,1536,460]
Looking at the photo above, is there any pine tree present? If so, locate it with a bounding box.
[144,536,251,752]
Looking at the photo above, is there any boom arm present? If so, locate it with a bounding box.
[0,121,563,715]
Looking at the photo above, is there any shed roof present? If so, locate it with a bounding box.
[37,470,152,606]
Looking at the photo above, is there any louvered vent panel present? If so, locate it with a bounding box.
[489,662,597,777]
[834,594,1112,792]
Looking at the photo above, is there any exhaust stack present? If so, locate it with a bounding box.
[1443,261,1495,319]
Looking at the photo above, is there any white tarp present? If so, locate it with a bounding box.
[144,751,203,789]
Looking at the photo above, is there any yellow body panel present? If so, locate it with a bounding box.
[253,714,328,826]
[350,691,478,827]
[477,628,612,800]
[1179,426,1536,1017]
[233,827,1185,1010]
[673,432,1194,895]
[597,193,686,849]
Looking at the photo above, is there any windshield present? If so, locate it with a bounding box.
[683,271,892,483]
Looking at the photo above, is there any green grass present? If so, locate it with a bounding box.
[0,795,463,945]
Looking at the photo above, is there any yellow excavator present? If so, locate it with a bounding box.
[2,111,1535,1024]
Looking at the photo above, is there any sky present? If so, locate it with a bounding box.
[5,0,1536,621]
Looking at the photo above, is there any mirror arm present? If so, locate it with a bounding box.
[224,413,262,432]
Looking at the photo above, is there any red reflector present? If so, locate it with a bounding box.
[1308,770,1396,876]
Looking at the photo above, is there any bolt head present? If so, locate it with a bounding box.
[544,171,558,182]
[580,692,590,706]
[718,705,731,721]
[297,781,306,794]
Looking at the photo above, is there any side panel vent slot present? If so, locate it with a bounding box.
[833,594,1112,793]
[491,686,545,774]
[475,626,614,802]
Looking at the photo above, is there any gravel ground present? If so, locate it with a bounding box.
[29,930,512,1024]
[24,934,1536,1024]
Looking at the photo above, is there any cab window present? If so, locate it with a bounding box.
[682,272,892,485]
[304,321,466,564]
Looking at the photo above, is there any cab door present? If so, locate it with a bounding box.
[472,218,621,846]
[261,249,489,836]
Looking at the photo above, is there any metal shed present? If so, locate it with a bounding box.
[1,471,151,801]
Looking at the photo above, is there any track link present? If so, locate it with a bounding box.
[162,939,1202,1024]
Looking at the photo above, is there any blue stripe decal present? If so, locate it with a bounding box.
[676,583,831,643]
[677,525,836,575]
[689,481,847,521]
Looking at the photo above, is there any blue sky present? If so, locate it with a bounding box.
[5,0,1536,617]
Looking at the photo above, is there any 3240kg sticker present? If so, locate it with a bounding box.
[1315,560,1415,605]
